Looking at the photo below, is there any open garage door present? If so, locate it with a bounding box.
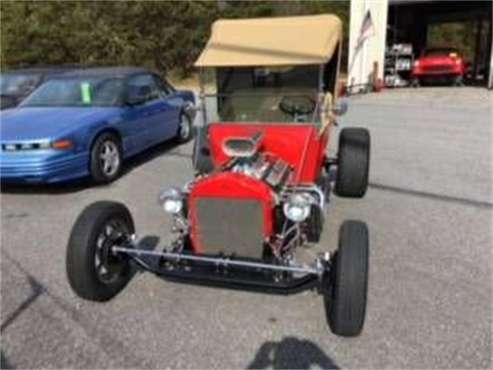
[349,0,492,89]
[387,0,492,87]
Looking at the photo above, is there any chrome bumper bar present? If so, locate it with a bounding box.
[112,246,324,276]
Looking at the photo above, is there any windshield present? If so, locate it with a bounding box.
[0,73,41,97]
[424,48,459,57]
[20,77,125,107]
[202,66,322,124]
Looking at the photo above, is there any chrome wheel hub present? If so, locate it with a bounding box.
[94,219,128,283]
[100,141,120,177]
[180,117,190,139]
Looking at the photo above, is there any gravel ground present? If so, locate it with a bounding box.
[1,87,492,369]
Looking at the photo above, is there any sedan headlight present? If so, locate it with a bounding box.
[283,193,312,222]
[158,187,184,215]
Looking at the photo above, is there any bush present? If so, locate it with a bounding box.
[0,1,348,77]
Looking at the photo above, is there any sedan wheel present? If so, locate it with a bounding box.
[176,114,193,143]
[90,133,122,184]
[100,140,121,178]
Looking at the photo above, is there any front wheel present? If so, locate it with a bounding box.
[66,201,135,301]
[90,133,123,184]
[324,220,369,337]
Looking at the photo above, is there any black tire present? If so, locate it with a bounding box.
[335,128,370,198]
[192,125,214,174]
[66,201,135,301]
[175,113,193,143]
[453,75,464,87]
[325,220,369,337]
[411,78,420,88]
[90,132,123,184]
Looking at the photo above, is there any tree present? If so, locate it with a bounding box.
[0,1,349,76]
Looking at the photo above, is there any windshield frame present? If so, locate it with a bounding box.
[200,91,322,127]
[198,65,326,127]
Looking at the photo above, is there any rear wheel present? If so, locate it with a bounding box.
[66,201,134,301]
[453,75,464,87]
[324,220,369,337]
[176,113,193,143]
[335,128,370,198]
[90,133,122,184]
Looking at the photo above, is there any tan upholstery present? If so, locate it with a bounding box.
[320,92,335,131]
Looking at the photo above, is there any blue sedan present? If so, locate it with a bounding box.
[0,67,196,184]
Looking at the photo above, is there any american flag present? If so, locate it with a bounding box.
[357,10,375,46]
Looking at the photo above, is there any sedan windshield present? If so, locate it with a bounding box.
[20,77,125,107]
[0,73,41,97]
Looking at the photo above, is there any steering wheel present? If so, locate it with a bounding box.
[279,95,316,117]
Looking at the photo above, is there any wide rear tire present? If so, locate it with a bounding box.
[66,201,134,301]
[335,128,370,198]
[325,220,369,337]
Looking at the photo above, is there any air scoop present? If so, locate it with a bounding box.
[222,132,263,158]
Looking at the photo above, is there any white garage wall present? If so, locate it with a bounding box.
[348,0,388,88]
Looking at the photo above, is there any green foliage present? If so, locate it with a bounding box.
[0,1,348,77]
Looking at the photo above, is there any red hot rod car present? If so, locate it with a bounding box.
[66,14,371,337]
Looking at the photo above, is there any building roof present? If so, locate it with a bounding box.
[195,14,342,67]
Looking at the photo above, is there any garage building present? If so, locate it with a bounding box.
[348,0,493,90]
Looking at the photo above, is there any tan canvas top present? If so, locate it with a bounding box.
[195,14,342,67]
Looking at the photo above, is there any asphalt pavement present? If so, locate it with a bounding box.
[1,87,491,369]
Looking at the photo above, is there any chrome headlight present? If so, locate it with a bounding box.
[158,187,184,215]
[283,193,312,222]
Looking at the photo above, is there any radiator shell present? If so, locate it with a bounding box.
[189,173,275,257]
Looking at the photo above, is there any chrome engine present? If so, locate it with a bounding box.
[229,153,292,189]
[160,134,329,260]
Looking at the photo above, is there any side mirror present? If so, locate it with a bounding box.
[126,86,151,106]
[333,100,348,116]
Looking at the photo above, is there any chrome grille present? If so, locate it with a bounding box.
[194,198,264,259]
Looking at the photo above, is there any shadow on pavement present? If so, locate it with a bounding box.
[369,182,492,209]
[0,179,91,195]
[1,351,15,369]
[247,337,339,369]
[1,274,45,332]
[121,140,191,177]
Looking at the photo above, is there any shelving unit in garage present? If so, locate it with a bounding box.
[384,43,414,87]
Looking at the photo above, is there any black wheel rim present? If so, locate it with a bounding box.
[94,218,130,284]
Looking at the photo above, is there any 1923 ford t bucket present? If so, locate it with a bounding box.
[66,14,370,337]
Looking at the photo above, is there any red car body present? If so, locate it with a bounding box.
[65,14,372,338]
[188,123,331,254]
[412,48,466,81]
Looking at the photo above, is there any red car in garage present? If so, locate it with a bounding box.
[412,47,466,86]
